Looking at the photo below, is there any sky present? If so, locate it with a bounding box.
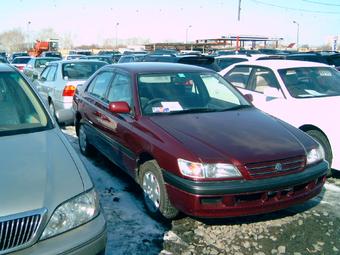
[0,0,339,47]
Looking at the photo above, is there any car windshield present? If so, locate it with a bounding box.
[138,72,250,115]
[62,62,106,80]
[0,72,52,136]
[278,67,340,98]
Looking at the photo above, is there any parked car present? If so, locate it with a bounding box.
[10,56,32,72]
[64,54,84,60]
[73,62,327,220]
[142,54,221,71]
[97,50,122,63]
[80,55,114,64]
[9,52,29,62]
[215,54,266,70]
[0,63,106,254]
[118,53,147,63]
[34,60,107,125]
[0,56,9,63]
[220,60,340,174]
[40,51,62,59]
[23,57,60,81]
[327,53,340,71]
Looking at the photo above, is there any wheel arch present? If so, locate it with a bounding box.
[299,124,331,145]
[136,152,155,184]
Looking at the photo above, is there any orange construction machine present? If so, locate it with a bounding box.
[29,39,59,57]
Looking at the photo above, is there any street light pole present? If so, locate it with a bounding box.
[293,20,299,50]
[27,21,31,48]
[115,22,119,49]
[185,25,192,44]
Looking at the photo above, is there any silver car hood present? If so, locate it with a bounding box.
[0,129,87,217]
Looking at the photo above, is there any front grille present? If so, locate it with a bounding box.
[245,156,306,178]
[0,209,45,254]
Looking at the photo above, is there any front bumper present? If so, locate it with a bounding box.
[13,213,106,255]
[163,161,328,218]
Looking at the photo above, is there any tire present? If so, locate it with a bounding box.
[78,123,94,156]
[306,129,332,176]
[140,160,179,220]
[49,101,58,123]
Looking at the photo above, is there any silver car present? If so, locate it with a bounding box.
[23,57,60,81]
[34,60,107,125]
[0,64,106,254]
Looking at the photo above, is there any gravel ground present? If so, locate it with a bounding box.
[62,126,340,255]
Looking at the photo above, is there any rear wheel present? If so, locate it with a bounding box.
[78,123,94,156]
[306,129,332,176]
[140,160,179,220]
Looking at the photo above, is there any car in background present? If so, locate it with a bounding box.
[9,52,29,62]
[118,53,147,63]
[40,51,62,59]
[34,59,107,125]
[142,54,221,71]
[220,60,340,174]
[80,55,114,64]
[0,56,9,63]
[97,50,122,63]
[23,57,60,81]
[0,63,106,254]
[73,62,327,220]
[327,53,340,71]
[215,54,266,70]
[69,50,93,56]
[10,56,32,72]
[0,51,7,59]
[64,54,84,60]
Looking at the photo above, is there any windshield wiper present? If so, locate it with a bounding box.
[221,105,252,111]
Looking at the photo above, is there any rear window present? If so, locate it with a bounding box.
[62,62,106,80]
[12,57,31,64]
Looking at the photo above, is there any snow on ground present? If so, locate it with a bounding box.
[61,127,166,255]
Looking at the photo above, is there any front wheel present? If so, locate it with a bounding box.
[306,129,332,176]
[140,160,179,220]
[49,101,58,123]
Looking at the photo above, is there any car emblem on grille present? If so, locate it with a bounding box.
[275,163,283,171]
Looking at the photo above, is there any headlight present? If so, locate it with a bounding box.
[41,189,99,240]
[306,146,325,165]
[177,158,241,178]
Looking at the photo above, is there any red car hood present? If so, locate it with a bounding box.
[149,108,306,164]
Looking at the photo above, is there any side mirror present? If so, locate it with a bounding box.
[244,94,253,103]
[32,74,38,80]
[263,87,282,98]
[108,101,130,113]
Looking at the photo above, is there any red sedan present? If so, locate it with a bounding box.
[73,63,327,220]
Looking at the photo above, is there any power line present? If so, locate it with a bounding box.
[250,0,340,14]
[302,0,340,7]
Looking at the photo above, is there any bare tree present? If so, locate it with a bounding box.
[36,28,59,41]
[0,29,27,52]
[60,33,74,49]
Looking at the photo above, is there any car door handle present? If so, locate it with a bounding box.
[101,115,110,122]
[94,111,101,117]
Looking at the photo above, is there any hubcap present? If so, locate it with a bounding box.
[79,125,87,152]
[142,171,161,213]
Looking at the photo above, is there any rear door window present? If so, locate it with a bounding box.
[224,66,252,88]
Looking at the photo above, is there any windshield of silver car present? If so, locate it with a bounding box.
[279,67,340,98]
[137,72,250,115]
[0,72,52,135]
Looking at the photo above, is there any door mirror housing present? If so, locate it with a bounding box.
[108,101,130,113]
[244,94,253,103]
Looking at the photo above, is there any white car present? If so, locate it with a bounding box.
[220,60,340,173]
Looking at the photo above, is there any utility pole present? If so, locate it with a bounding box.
[238,0,241,21]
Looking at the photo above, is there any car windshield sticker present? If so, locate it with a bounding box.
[318,70,332,76]
[152,107,170,113]
[161,101,183,111]
[178,73,186,78]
